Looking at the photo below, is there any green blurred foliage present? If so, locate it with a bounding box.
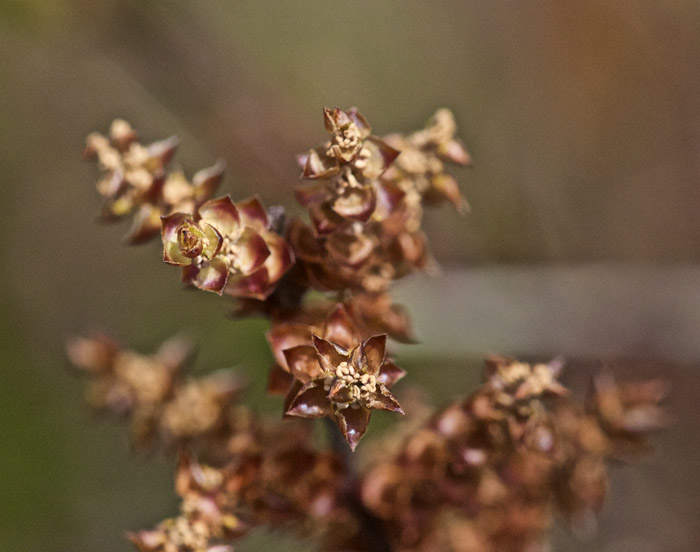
[2,1,700,550]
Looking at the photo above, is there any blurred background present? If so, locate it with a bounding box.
[1,1,699,550]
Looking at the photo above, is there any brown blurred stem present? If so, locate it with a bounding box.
[323,418,394,552]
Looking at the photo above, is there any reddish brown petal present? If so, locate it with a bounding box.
[283,345,324,382]
[199,195,241,236]
[301,147,340,180]
[305,262,348,292]
[161,212,191,243]
[288,218,324,263]
[309,202,345,235]
[371,136,400,165]
[362,334,387,375]
[368,385,404,413]
[380,303,418,344]
[236,196,269,232]
[347,107,372,137]
[262,232,294,284]
[286,382,331,418]
[430,174,469,212]
[375,180,406,219]
[267,364,295,395]
[181,263,197,286]
[313,335,349,373]
[331,187,376,222]
[294,181,329,206]
[224,268,271,300]
[192,160,226,205]
[438,138,472,166]
[328,379,354,404]
[396,231,429,266]
[360,137,400,179]
[125,204,163,245]
[323,107,344,131]
[146,135,179,168]
[161,212,194,265]
[334,405,371,451]
[233,227,270,274]
[349,344,364,370]
[136,172,166,205]
[377,360,406,387]
[97,169,126,201]
[201,223,223,259]
[323,304,359,350]
[192,258,229,294]
[326,227,375,267]
[283,380,304,416]
[266,324,313,370]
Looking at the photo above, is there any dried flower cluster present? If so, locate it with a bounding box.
[84,119,292,297]
[290,107,469,295]
[83,107,469,448]
[70,108,666,552]
[67,335,355,551]
[66,334,246,456]
[360,356,668,552]
[67,340,666,552]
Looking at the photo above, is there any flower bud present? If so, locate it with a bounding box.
[177,220,205,258]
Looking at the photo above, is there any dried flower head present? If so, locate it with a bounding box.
[84,120,225,244]
[359,356,667,551]
[383,108,471,212]
[283,332,403,450]
[161,196,272,294]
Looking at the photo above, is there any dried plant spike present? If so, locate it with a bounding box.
[72,107,667,552]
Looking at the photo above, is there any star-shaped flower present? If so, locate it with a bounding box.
[283,333,404,450]
[161,195,270,294]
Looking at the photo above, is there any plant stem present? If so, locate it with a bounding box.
[323,418,394,552]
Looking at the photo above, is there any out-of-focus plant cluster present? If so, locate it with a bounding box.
[67,108,666,552]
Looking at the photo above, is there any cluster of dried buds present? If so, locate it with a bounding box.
[67,342,667,552]
[289,107,470,295]
[83,107,469,448]
[83,120,224,244]
[253,107,467,448]
[66,334,248,455]
[84,119,293,298]
[127,432,354,552]
[75,109,666,552]
[359,356,668,552]
[66,333,360,551]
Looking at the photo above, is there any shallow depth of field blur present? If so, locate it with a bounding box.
[2,2,700,551]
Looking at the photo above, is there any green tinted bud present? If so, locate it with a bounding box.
[177,221,205,258]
